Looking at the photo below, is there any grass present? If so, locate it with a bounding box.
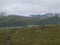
[0,25,60,45]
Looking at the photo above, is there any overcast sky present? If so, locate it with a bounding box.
[0,0,60,16]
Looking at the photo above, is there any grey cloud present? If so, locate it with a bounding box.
[0,0,60,16]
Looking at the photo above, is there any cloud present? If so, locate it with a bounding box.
[0,0,60,16]
[1,3,46,16]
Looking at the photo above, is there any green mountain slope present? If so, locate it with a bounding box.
[0,15,31,27]
[36,16,60,25]
[0,15,60,27]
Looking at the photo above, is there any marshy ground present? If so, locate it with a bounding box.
[0,25,60,45]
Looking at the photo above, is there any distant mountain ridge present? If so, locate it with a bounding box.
[0,13,60,27]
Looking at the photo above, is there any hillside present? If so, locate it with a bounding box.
[0,15,31,27]
[36,15,60,25]
[0,13,60,27]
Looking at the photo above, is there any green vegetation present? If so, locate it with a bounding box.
[0,15,60,27]
[0,25,60,45]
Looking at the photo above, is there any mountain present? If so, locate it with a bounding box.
[0,13,60,27]
[0,15,31,27]
[26,13,60,25]
[36,15,60,25]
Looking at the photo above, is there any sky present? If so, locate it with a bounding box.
[0,0,60,16]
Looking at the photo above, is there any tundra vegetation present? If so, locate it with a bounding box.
[0,25,60,45]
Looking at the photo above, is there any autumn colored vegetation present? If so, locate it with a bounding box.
[0,25,60,45]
